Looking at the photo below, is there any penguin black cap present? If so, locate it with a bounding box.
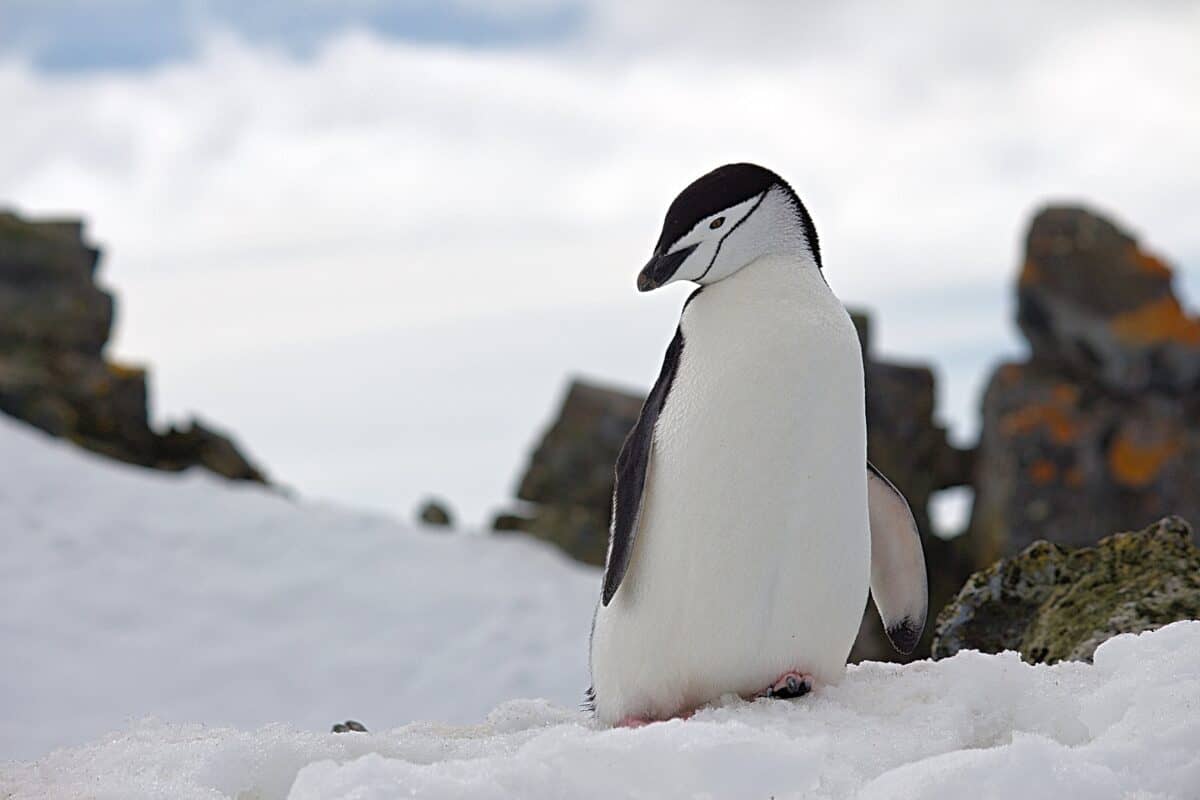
[651,162,822,270]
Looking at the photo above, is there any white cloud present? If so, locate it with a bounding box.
[1,3,1198,522]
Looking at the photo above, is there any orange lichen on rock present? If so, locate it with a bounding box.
[107,362,146,380]
[1129,244,1172,279]
[1107,432,1181,489]
[1110,295,1200,347]
[1051,383,1079,405]
[1030,459,1058,485]
[1000,402,1081,445]
[999,364,1025,385]
[1019,259,1041,287]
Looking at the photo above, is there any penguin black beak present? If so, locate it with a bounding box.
[637,244,698,292]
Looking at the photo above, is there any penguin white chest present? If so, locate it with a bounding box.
[590,256,870,724]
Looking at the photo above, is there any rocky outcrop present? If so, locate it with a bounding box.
[0,210,266,482]
[1017,207,1200,395]
[0,215,111,353]
[498,312,974,660]
[932,516,1200,663]
[969,207,1200,565]
[493,380,641,565]
[852,312,975,537]
[418,499,454,527]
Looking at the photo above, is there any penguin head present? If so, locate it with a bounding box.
[637,163,821,292]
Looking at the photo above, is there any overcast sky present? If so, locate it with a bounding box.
[3,1,1198,527]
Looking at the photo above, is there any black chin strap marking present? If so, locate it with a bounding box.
[695,189,769,283]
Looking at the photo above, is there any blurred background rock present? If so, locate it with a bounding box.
[934,516,1200,664]
[417,498,454,528]
[0,211,264,482]
[970,207,1200,566]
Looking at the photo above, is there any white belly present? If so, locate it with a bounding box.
[590,256,870,724]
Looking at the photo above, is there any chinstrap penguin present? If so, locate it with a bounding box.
[588,163,928,726]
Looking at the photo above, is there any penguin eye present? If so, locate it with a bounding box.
[709,217,725,230]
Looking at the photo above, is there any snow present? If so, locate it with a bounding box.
[4,623,1199,799]
[3,414,1200,799]
[0,415,598,762]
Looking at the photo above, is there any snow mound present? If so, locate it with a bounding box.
[0,416,598,761]
[4,622,1198,799]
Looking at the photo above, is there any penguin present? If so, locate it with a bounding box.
[588,163,928,727]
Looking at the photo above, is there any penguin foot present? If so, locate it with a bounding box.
[761,671,813,700]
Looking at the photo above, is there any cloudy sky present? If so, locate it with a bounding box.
[3,0,1198,527]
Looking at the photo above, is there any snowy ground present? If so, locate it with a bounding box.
[3,623,1198,799]
[2,415,1199,799]
[0,415,598,762]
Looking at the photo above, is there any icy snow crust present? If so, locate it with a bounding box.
[2,417,1199,798]
[4,623,1200,799]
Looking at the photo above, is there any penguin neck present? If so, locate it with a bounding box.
[682,251,839,352]
[702,251,829,308]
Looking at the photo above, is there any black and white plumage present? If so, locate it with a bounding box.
[589,163,927,725]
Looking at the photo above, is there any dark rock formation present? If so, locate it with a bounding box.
[499,312,974,660]
[517,381,644,520]
[969,207,1200,566]
[494,380,641,564]
[1017,206,1200,395]
[932,516,1200,663]
[0,209,266,483]
[853,311,975,537]
[0,215,111,353]
[492,512,531,533]
[418,499,454,527]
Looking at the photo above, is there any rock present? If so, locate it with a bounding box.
[511,503,610,565]
[331,720,368,733]
[418,499,454,527]
[155,420,266,482]
[969,361,1200,565]
[496,379,640,565]
[491,513,531,533]
[516,380,644,516]
[1017,206,1200,395]
[0,213,111,354]
[0,209,268,483]
[969,206,1200,566]
[863,356,974,538]
[932,516,1200,663]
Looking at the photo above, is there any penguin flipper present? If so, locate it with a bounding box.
[866,462,928,654]
[601,326,685,606]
